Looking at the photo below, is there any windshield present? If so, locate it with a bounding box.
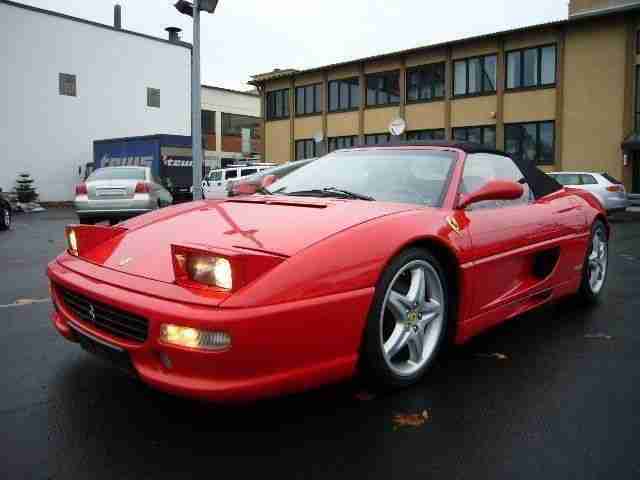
[88,168,146,181]
[266,149,456,206]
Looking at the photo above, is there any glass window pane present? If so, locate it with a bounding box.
[365,135,376,145]
[483,55,497,92]
[349,79,360,108]
[467,127,481,144]
[468,58,482,94]
[376,77,388,104]
[523,48,539,87]
[541,46,556,85]
[539,122,555,165]
[433,63,445,98]
[366,77,377,105]
[522,124,537,163]
[328,138,336,152]
[274,90,282,117]
[296,141,305,160]
[434,129,445,140]
[296,87,304,115]
[305,140,314,159]
[505,125,520,158]
[329,81,339,111]
[483,126,496,148]
[388,73,400,103]
[305,85,314,114]
[314,84,322,112]
[507,51,521,89]
[454,61,467,96]
[283,90,290,116]
[408,71,419,101]
[420,69,431,100]
[453,128,467,141]
[339,81,350,109]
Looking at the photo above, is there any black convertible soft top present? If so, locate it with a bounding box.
[353,141,563,199]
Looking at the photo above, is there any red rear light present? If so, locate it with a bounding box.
[135,181,150,193]
[75,183,87,195]
[606,185,623,192]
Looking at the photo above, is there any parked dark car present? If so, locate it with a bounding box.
[0,189,12,230]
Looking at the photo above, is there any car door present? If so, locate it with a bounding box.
[459,153,562,319]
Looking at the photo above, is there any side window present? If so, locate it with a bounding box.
[225,169,238,180]
[210,171,222,182]
[461,153,531,209]
[241,168,258,176]
[580,174,597,185]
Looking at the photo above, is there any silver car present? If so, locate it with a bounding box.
[74,166,173,225]
[548,171,629,214]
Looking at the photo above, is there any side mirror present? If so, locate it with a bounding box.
[457,180,524,210]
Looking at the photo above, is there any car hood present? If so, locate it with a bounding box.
[79,196,419,283]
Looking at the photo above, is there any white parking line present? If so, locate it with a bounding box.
[0,298,51,308]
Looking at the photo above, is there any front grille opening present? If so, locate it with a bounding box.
[56,285,149,343]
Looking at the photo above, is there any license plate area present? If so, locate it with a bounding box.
[70,323,137,376]
[96,188,127,197]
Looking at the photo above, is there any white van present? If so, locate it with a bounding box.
[203,163,276,198]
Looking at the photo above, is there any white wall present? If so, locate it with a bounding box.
[201,86,260,163]
[0,2,191,201]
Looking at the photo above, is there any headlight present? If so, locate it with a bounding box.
[67,228,78,255]
[160,324,231,351]
[186,255,233,290]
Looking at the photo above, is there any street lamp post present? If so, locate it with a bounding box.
[174,0,218,201]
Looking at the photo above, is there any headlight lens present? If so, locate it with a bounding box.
[160,324,231,351]
[185,255,233,290]
[67,229,78,255]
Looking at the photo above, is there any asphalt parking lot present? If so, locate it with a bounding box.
[2,207,640,479]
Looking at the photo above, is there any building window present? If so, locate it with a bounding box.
[637,30,640,54]
[202,110,216,135]
[364,133,391,145]
[328,135,358,152]
[202,110,216,150]
[295,139,317,160]
[328,77,360,112]
[506,45,556,90]
[366,71,400,107]
[453,125,496,148]
[505,121,555,165]
[296,83,322,116]
[406,129,446,141]
[266,88,290,120]
[453,54,497,97]
[222,113,261,138]
[146,88,160,108]
[59,73,76,97]
[406,63,445,102]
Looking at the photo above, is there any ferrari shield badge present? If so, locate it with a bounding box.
[446,216,461,234]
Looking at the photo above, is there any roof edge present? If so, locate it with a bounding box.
[1,0,192,49]
[201,84,259,97]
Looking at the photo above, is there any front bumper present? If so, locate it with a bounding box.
[47,260,371,403]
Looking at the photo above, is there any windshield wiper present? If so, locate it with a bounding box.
[283,187,374,201]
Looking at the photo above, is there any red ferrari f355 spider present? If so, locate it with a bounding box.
[48,143,609,402]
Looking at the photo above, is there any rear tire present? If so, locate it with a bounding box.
[0,206,11,231]
[361,248,449,389]
[577,220,608,302]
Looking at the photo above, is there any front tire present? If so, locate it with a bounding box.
[361,248,449,389]
[577,220,608,302]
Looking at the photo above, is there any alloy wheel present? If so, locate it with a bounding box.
[379,259,444,377]
[588,227,608,295]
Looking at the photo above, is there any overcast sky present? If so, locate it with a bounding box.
[19,0,569,91]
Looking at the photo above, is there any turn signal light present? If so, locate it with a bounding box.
[135,181,151,193]
[75,183,88,195]
[160,324,231,351]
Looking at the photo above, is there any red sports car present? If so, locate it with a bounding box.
[47,143,609,402]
